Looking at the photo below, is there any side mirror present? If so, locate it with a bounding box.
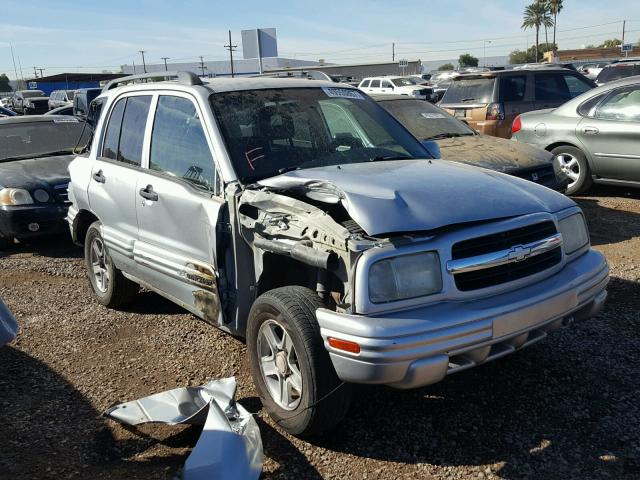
[421,140,442,159]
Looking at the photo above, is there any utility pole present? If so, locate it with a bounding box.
[161,57,170,71]
[622,20,627,57]
[9,43,19,84]
[224,30,238,77]
[37,68,45,78]
[133,60,137,74]
[32,66,38,78]
[139,50,147,73]
[392,42,395,62]
[198,56,207,77]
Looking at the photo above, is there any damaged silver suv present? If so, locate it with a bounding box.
[67,72,609,437]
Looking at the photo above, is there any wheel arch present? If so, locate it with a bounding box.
[72,209,100,246]
[546,141,596,171]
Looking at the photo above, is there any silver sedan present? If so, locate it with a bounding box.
[512,76,640,194]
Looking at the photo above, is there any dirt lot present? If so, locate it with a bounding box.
[1,186,639,480]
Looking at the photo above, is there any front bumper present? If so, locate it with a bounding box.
[0,204,68,240]
[317,249,608,389]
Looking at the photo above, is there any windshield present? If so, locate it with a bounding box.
[22,91,45,98]
[391,77,419,87]
[441,77,496,104]
[0,119,91,162]
[66,90,76,100]
[379,99,475,140]
[210,87,429,183]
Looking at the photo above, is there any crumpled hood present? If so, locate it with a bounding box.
[437,135,553,171]
[0,155,73,190]
[258,159,575,236]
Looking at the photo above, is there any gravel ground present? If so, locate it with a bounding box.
[1,186,639,480]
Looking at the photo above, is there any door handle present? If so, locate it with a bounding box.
[582,126,599,135]
[92,170,105,183]
[139,185,158,201]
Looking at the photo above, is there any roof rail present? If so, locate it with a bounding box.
[102,71,203,92]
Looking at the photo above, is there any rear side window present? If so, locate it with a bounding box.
[596,64,640,84]
[563,74,593,97]
[535,74,569,101]
[102,98,126,160]
[500,75,526,102]
[150,96,217,192]
[441,77,496,104]
[118,96,152,166]
[577,93,607,117]
[370,80,381,88]
[595,86,640,122]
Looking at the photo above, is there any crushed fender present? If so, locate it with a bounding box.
[0,298,18,346]
[105,377,262,480]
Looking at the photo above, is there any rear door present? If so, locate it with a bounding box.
[576,84,640,182]
[133,93,225,325]
[533,72,592,110]
[87,94,152,272]
[368,79,381,93]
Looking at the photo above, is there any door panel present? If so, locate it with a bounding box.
[577,86,640,181]
[133,94,225,325]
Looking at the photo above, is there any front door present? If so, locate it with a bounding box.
[577,85,640,182]
[87,94,152,273]
[134,94,225,325]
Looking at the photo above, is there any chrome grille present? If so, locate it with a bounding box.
[53,183,71,206]
[450,221,562,291]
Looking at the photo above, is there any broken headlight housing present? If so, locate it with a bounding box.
[0,188,34,206]
[558,213,589,254]
[368,251,442,303]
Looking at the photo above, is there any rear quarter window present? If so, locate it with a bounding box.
[499,75,527,102]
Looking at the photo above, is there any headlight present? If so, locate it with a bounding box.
[558,213,589,254]
[369,251,442,303]
[0,188,35,206]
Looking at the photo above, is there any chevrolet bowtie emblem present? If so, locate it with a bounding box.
[508,245,531,262]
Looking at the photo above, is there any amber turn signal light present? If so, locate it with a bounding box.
[328,337,361,354]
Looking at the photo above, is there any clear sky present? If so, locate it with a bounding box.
[1,0,640,79]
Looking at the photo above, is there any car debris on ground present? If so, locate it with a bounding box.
[105,377,263,480]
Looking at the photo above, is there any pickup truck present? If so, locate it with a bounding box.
[67,72,609,437]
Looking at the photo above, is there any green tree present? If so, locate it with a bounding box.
[458,53,479,68]
[0,74,12,92]
[438,63,455,71]
[509,43,556,64]
[600,38,622,48]
[548,0,563,53]
[522,2,553,62]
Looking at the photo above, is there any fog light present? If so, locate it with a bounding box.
[28,223,40,232]
[328,337,360,354]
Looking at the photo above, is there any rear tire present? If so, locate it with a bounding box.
[552,145,592,195]
[84,221,139,308]
[247,286,352,437]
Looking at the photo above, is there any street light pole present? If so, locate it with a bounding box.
[484,40,492,67]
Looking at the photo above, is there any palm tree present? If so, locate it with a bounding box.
[549,0,564,53]
[522,2,554,62]
[537,0,550,47]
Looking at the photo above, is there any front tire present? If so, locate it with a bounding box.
[552,145,592,195]
[247,286,352,437]
[84,221,139,308]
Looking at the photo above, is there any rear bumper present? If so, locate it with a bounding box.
[317,249,608,389]
[0,204,68,240]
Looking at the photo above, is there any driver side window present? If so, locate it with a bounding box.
[149,95,218,193]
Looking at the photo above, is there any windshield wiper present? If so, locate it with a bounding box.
[460,98,478,102]
[424,133,471,140]
[368,155,414,162]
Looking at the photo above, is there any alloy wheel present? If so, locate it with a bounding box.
[557,153,580,188]
[90,237,110,293]
[257,318,303,411]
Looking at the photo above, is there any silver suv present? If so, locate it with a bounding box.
[67,72,609,437]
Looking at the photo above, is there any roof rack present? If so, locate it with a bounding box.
[102,71,203,92]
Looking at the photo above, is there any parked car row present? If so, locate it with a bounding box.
[2,87,102,117]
